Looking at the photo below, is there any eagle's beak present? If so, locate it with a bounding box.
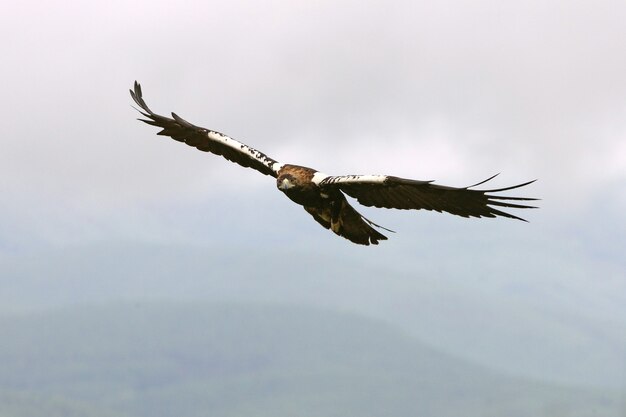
[278,178,294,191]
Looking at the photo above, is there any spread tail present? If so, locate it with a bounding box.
[304,197,390,246]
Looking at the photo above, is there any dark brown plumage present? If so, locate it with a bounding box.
[332,175,536,222]
[130,82,279,177]
[131,81,538,245]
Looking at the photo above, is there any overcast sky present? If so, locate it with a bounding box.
[1,0,624,218]
[1,0,625,387]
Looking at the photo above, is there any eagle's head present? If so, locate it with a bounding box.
[277,174,297,191]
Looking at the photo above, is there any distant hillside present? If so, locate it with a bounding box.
[1,241,625,388]
[0,303,619,417]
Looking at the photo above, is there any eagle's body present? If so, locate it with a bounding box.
[130,82,537,245]
[277,164,388,244]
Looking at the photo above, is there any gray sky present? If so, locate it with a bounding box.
[1,0,625,387]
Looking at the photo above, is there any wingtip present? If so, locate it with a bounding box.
[132,80,142,99]
[130,80,154,115]
[481,178,538,193]
[467,173,499,188]
[469,175,539,193]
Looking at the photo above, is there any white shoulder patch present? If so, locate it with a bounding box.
[206,130,282,174]
[317,174,388,186]
[311,171,330,185]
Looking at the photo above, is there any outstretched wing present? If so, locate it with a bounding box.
[314,174,538,221]
[130,81,282,177]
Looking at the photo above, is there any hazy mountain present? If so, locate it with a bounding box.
[0,303,620,417]
[0,240,624,389]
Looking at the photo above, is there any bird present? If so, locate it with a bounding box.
[130,81,537,246]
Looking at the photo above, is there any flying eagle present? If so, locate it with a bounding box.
[130,81,537,246]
